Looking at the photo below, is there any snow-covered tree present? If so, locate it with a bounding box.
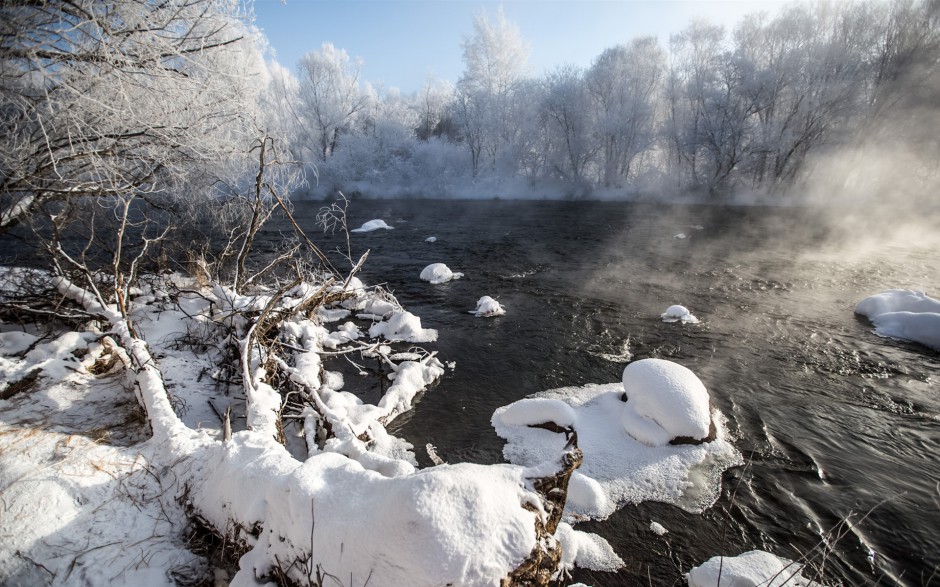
[297,42,368,161]
[0,0,264,232]
[586,38,665,187]
[455,7,531,176]
[541,66,596,187]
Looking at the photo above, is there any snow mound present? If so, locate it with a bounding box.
[420,263,464,284]
[492,377,740,520]
[661,304,699,324]
[674,233,687,239]
[204,443,557,587]
[555,522,624,574]
[496,398,577,428]
[470,295,506,317]
[855,289,940,350]
[425,236,437,243]
[621,359,712,447]
[351,219,394,232]
[369,310,438,343]
[650,521,668,535]
[687,550,819,586]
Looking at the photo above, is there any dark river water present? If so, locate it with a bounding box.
[292,199,940,586]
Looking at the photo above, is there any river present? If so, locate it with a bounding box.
[294,198,940,586]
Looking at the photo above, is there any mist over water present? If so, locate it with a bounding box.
[296,198,940,586]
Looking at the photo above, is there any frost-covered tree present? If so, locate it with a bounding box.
[416,76,456,141]
[455,7,530,176]
[542,66,596,186]
[0,0,265,232]
[586,38,665,187]
[297,42,368,161]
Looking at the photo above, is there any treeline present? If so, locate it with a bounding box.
[275,0,940,200]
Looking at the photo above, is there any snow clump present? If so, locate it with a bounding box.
[661,304,699,324]
[425,236,437,243]
[687,550,819,586]
[621,358,712,447]
[369,310,438,343]
[470,296,505,317]
[650,521,668,535]
[855,289,940,350]
[420,263,464,284]
[351,219,393,232]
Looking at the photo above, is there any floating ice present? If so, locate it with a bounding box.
[855,289,940,350]
[674,233,687,239]
[351,219,393,232]
[420,263,464,284]
[661,304,699,324]
[425,236,437,243]
[687,550,819,586]
[470,296,505,317]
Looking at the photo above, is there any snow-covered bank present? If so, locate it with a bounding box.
[855,290,940,351]
[0,270,590,586]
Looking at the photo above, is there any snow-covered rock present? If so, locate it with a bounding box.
[687,550,819,586]
[621,359,712,447]
[425,236,437,243]
[661,304,699,324]
[492,371,740,521]
[420,263,464,284]
[369,310,438,343]
[351,219,393,232]
[470,295,505,317]
[855,289,940,350]
[650,521,668,535]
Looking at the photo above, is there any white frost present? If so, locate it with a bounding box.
[470,295,506,317]
[662,304,699,324]
[420,263,464,284]
[351,219,394,232]
[855,289,940,350]
[687,550,819,586]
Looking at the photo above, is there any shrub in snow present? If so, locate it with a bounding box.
[420,263,463,284]
[687,550,819,586]
[470,296,505,317]
[661,304,699,324]
[621,359,712,447]
[855,289,940,351]
[351,219,393,232]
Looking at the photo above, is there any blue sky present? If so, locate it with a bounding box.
[253,0,793,93]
